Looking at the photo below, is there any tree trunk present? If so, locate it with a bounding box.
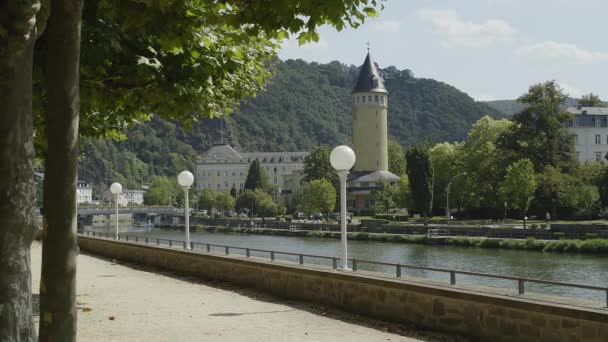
[0,1,44,340]
[38,0,83,340]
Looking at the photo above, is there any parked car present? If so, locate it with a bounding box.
[329,212,352,223]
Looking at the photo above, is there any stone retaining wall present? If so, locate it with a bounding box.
[77,236,608,341]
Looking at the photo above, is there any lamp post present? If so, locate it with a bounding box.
[178,171,194,249]
[76,189,80,233]
[330,145,356,271]
[446,172,467,227]
[110,182,122,239]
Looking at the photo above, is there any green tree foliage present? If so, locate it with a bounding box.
[497,81,576,172]
[462,116,514,207]
[577,185,600,220]
[396,176,413,209]
[144,176,180,206]
[405,146,433,223]
[535,166,579,216]
[2,1,385,340]
[293,179,336,215]
[198,188,217,211]
[387,138,407,176]
[215,191,236,212]
[578,93,605,107]
[372,180,399,214]
[230,186,237,198]
[236,189,277,217]
[500,159,538,218]
[429,142,465,210]
[244,159,271,192]
[303,146,335,182]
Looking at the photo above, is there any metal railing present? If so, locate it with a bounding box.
[82,231,608,307]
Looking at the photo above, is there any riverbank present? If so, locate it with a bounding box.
[192,225,608,254]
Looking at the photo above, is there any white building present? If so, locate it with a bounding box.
[120,189,146,206]
[195,143,308,193]
[77,181,93,204]
[566,106,608,163]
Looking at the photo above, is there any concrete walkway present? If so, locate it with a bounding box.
[30,242,455,342]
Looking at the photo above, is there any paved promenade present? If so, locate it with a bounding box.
[30,242,453,342]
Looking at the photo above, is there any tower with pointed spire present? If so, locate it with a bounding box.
[351,51,388,172]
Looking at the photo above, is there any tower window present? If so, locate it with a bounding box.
[368,95,372,102]
[362,96,366,103]
[374,95,379,103]
[380,96,384,104]
[356,96,360,104]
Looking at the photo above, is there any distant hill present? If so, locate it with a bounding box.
[483,98,607,116]
[80,58,503,187]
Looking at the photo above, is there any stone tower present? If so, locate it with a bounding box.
[351,51,388,172]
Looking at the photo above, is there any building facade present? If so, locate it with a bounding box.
[77,181,93,204]
[120,189,146,206]
[195,143,308,193]
[347,51,399,214]
[566,106,608,163]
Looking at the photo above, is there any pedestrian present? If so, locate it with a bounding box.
[545,211,551,225]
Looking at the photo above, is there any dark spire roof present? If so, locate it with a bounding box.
[352,52,387,93]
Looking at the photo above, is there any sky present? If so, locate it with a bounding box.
[279,0,607,102]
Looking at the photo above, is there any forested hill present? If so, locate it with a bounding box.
[483,98,581,116]
[80,58,503,188]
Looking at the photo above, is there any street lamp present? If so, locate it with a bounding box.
[76,189,80,233]
[330,145,356,271]
[178,170,194,249]
[110,182,122,239]
[446,172,467,227]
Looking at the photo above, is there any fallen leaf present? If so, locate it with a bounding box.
[109,316,115,320]
[82,307,93,312]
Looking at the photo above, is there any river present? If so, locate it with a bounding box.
[85,225,608,304]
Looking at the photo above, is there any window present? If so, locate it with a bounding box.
[575,152,580,160]
[368,95,372,102]
[572,119,579,127]
[362,96,366,103]
[216,171,220,177]
[232,172,236,177]
[274,167,277,173]
[596,152,603,162]
[380,96,384,104]
[216,184,220,189]
[208,183,212,188]
[374,95,379,103]
[225,171,228,177]
[282,166,286,172]
[274,176,277,184]
[265,166,269,171]
[356,96,360,104]
[596,134,601,144]
[225,182,229,188]
[360,182,369,187]
[596,119,601,127]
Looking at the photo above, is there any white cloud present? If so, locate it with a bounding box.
[417,8,516,48]
[515,40,608,64]
[369,20,401,33]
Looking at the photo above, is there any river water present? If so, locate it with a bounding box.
[85,225,608,304]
